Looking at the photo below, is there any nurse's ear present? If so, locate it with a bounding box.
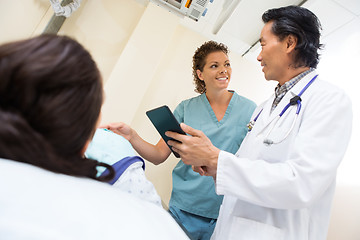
[196,69,204,81]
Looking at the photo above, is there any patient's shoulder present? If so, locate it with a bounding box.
[0,158,188,239]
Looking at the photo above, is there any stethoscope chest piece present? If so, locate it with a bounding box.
[247,109,263,132]
[247,121,255,132]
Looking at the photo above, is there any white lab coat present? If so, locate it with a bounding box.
[212,71,352,240]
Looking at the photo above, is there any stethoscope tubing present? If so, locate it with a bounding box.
[249,74,319,146]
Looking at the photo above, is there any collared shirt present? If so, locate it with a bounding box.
[271,68,314,112]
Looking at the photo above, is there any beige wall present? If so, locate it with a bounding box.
[0,0,52,43]
[1,1,358,239]
[59,0,146,82]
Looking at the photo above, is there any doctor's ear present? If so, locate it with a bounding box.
[285,35,298,52]
[196,69,204,81]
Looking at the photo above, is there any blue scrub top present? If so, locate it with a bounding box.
[169,91,256,219]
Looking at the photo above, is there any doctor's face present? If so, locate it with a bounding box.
[197,51,232,92]
[257,21,288,83]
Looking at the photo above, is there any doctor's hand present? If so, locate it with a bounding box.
[192,165,217,182]
[166,123,219,178]
[99,122,135,141]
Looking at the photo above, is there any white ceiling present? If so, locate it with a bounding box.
[176,0,360,57]
[180,0,304,54]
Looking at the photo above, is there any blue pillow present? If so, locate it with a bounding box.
[85,128,136,175]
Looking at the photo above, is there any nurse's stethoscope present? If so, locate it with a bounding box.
[247,74,318,146]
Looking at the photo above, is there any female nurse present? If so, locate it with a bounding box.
[102,41,256,240]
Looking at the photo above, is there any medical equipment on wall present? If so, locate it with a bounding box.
[247,74,318,146]
[150,0,212,21]
[49,0,82,18]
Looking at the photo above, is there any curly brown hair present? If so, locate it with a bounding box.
[192,41,229,93]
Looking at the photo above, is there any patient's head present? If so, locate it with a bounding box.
[0,34,113,181]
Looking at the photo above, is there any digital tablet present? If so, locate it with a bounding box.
[146,105,185,158]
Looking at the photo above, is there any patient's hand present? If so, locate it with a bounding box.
[99,122,134,141]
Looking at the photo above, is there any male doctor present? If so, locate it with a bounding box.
[166,5,352,240]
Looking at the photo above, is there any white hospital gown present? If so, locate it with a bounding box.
[85,128,162,207]
[113,161,161,206]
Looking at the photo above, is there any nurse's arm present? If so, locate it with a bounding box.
[100,122,171,165]
[166,123,219,178]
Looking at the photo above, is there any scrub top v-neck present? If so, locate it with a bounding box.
[202,90,235,126]
[169,91,256,219]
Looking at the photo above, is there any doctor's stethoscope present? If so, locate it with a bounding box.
[247,74,318,146]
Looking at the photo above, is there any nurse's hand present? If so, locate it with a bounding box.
[166,123,219,178]
[99,122,134,141]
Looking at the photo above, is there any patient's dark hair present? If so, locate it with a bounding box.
[0,34,114,181]
[262,5,323,68]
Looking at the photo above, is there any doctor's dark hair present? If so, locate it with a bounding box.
[0,34,114,182]
[262,5,323,68]
[192,41,229,94]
